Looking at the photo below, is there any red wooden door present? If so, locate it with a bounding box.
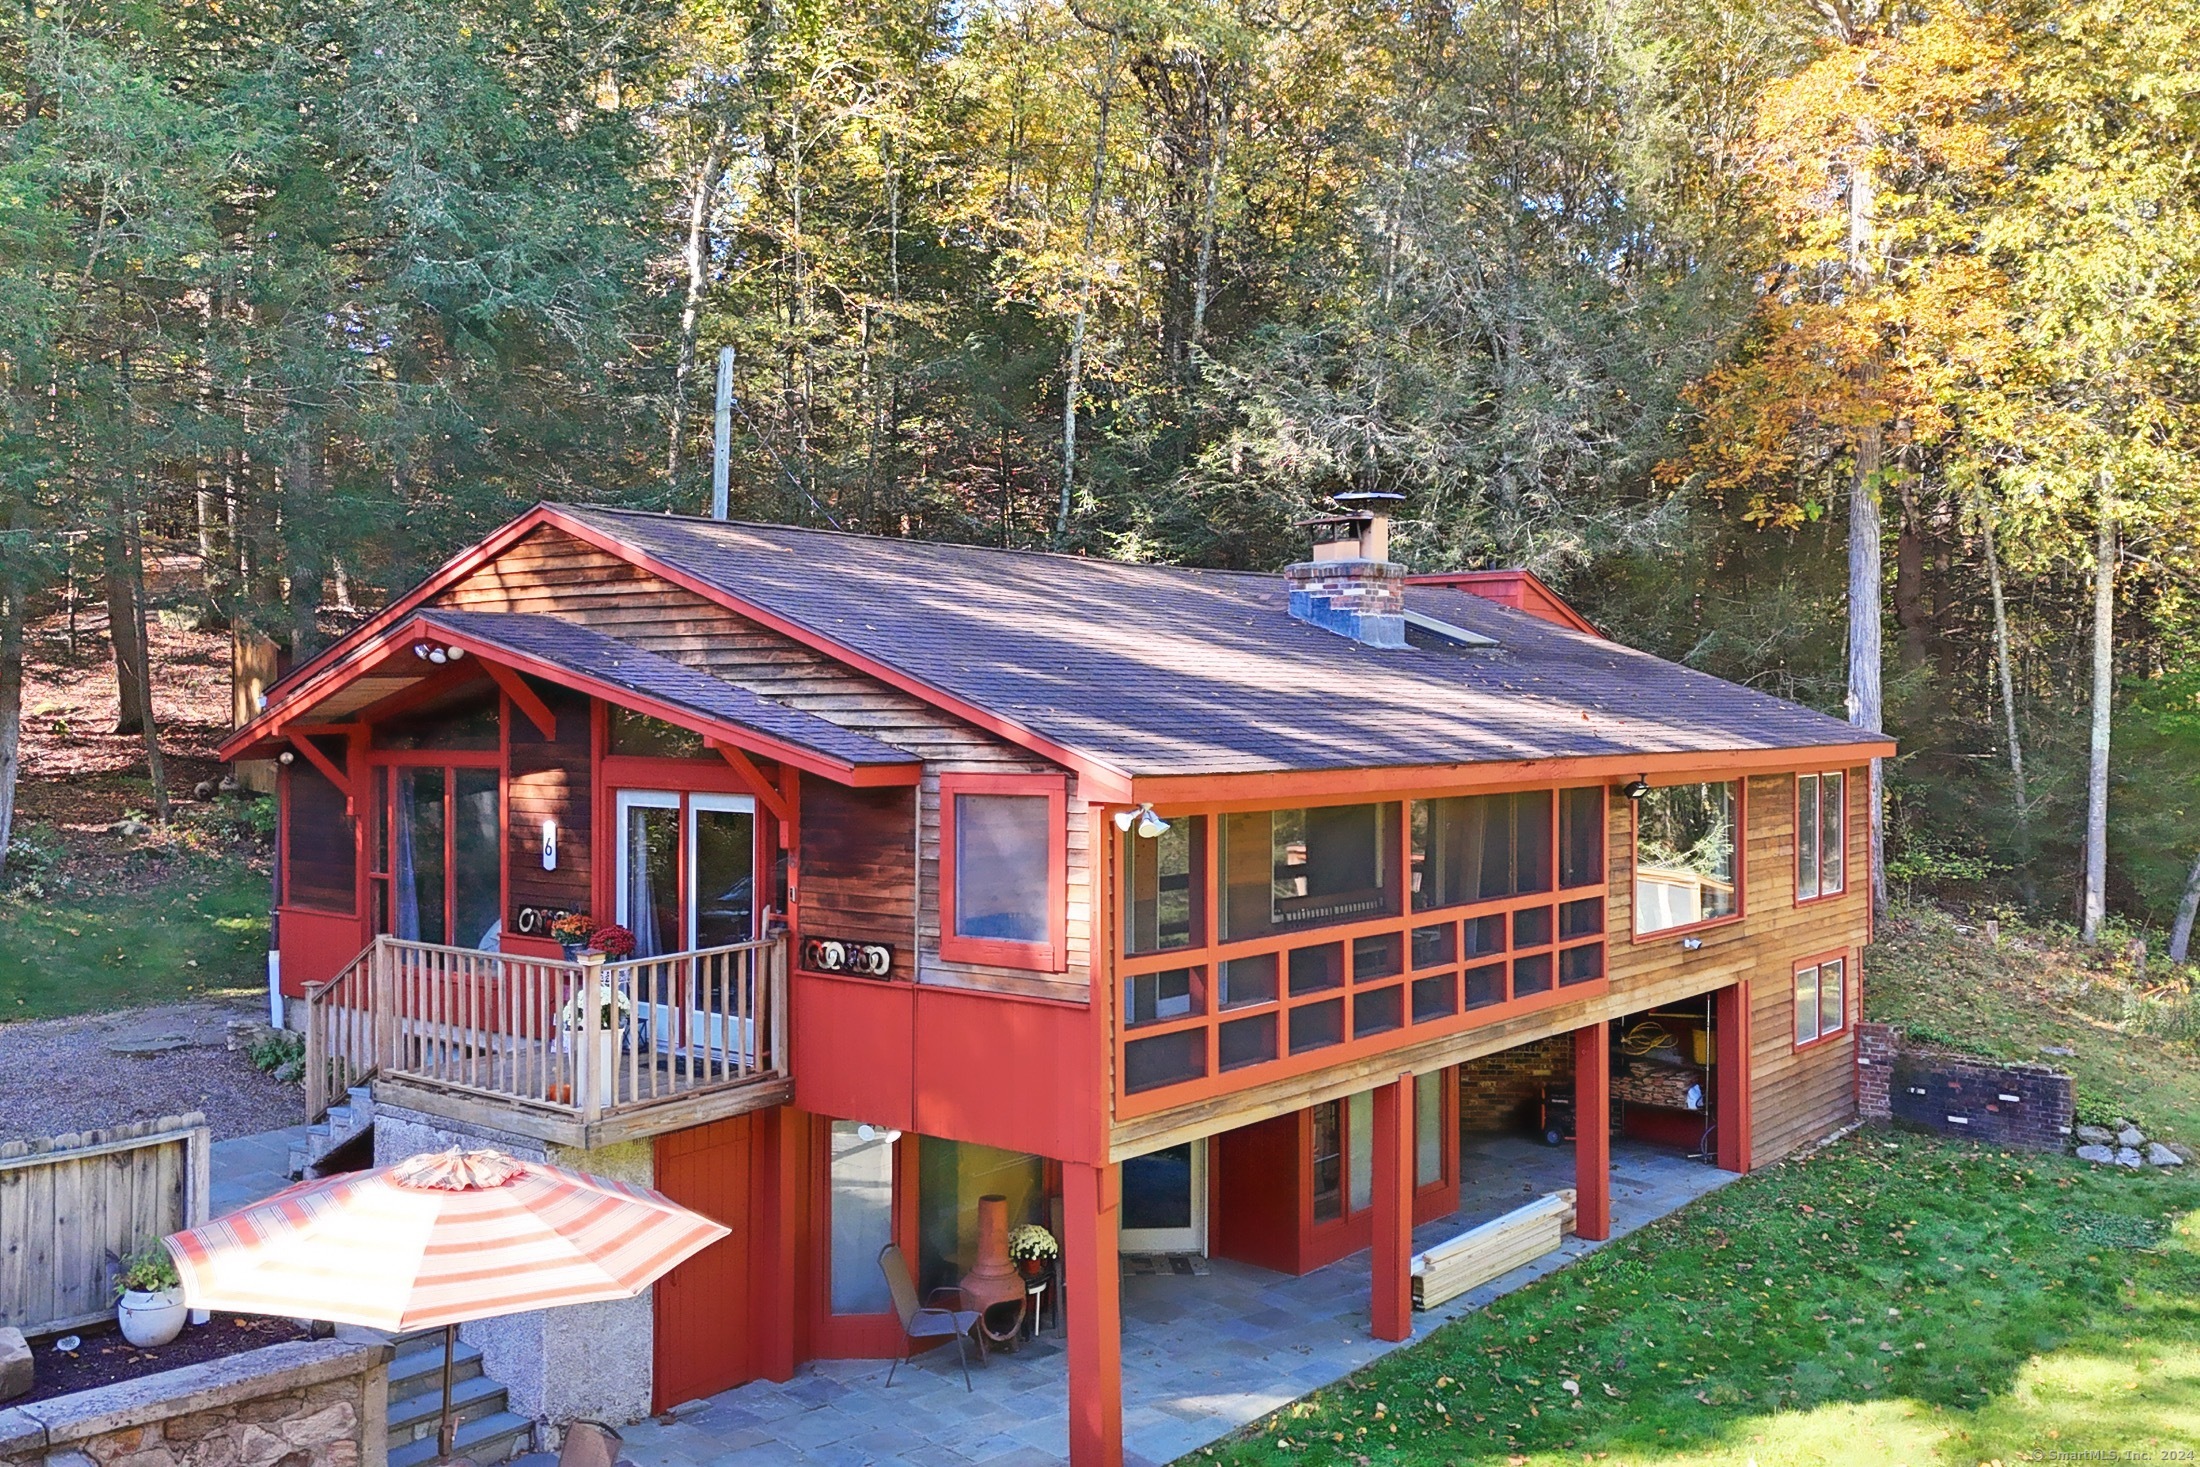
[652,1116,757,1410]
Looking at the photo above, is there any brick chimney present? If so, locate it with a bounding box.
[1286,494,1407,649]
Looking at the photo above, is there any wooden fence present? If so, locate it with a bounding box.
[0,1112,212,1336]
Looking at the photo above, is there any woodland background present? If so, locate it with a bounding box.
[3,0,2199,940]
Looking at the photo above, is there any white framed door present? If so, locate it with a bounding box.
[1119,1140,1207,1254]
[614,789,759,1063]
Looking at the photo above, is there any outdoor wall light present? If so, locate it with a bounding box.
[1113,803,1171,838]
[1621,777,1652,801]
[412,641,431,659]
[427,647,448,664]
[854,1123,902,1144]
[277,750,295,766]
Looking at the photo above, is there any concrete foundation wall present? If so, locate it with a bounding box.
[372,1103,656,1432]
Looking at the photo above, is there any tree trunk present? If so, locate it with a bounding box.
[0,585,22,876]
[1189,89,1230,352]
[1981,513,2036,905]
[2168,852,2200,965]
[103,524,150,736]
[282,427,323,661]
[2080,490,2115,943]
[122,481,170,823]
[1844,143,1887,914]
[1059,33,1123,543]
[668,120,728,489]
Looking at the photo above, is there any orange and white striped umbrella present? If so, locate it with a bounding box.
[164,1148,728,1332]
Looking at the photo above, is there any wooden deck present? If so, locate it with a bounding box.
[305,936,790,1150]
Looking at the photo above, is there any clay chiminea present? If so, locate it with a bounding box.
[959,1194,1027,1340]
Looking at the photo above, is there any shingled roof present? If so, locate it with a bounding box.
[551,505,1880,779]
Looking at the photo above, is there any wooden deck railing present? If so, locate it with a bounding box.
[303,936,788,1129]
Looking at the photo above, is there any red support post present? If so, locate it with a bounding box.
[1714,981,1753,1173]
[1574,1022,1611,1242]
[1370,1072,1415,1342]
[1064,1161,1123,1467]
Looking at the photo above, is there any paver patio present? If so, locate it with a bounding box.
[619,1136,1736,1467]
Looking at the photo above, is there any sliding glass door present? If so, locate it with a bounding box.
[615,791,756,954]
[377,764,502,950]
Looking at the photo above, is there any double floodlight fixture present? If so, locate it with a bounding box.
[1111,803,1172,839]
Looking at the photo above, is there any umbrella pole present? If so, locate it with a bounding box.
[438,1322,457,1461]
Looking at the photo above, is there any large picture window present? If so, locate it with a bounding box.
[1411,792,1552,909]
[938,773,1067,971]
[1796,772,1847,902]
[1795,954,1848,1046]
[1634,782,1740,935]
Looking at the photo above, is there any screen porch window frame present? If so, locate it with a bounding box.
[1794,771,1848,904]
[1794,950,1849,1049]
[1630,779,1745,940]
[937,771,1069,972]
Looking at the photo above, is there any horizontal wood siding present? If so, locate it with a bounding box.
[436,527,1091,1001]
[799,781,918,954]
[508,679,593,919]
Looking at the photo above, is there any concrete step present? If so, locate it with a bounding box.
[387,1372,510,1444]
[388,1409,533,1467]
[389,1337,486,1398]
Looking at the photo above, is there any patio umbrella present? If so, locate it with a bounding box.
[165,1147,727,1461]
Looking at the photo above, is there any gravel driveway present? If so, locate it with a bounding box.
[0,1001,302,1143]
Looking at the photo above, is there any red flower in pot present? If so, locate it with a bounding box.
[587,924,637,960]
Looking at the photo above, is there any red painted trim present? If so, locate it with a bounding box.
[936,771,1070,974]
[1792,769,1850,907]
[1369,1074,1414,1342]
[1064,1162,1123,1467]
[483,660,558,740]
[1128,744,1895,808]
[1714,980,1752,1173]
[1405,569,1603,637]
[1791,948,1852,1051]
[287,736,350,806]
[1628,777,1748,943]
[712,741,793,824]
[1573,1022,1611,1241]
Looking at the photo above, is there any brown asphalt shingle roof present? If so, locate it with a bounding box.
[554,506,1878,779]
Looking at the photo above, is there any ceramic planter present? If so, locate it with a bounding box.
[117,1288,187,1347]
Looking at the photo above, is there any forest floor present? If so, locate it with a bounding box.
[1,582,273,1021]
[1198,1132,2200,1466]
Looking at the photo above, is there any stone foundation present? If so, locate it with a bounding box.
[0,1339,388,1467]
[371,1103,657,1431]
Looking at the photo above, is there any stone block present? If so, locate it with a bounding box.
[2148,1143,2184,1167]
[0,1330,29,1404]
[2076,1124,2115,1145]
[2114,1147,2145,1168]
[2076,1144,2115,1164]
[2117,1126,2146,1148]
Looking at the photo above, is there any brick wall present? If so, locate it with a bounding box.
[1458,1035,1574,1132]
[1855,1021,1896,1120]
[1860,1024,2073,1151]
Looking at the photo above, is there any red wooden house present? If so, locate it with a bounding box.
[220,500,1888,1464]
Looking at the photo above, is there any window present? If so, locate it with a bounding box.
[1311,1101,1343,1222]
[939,774,1066,971]
[1220,803,1399,941]
[828,1121,894,1315]
[1633,782,1740,935]
[283,745,356,913]
[1347,1091,1374,1213]
[607,707,709,759]
[1559,786,1605,889]
[1796,772,1847,902]
[1795,955,1848,1046]
[1125,817,1204,954]
[1415,1071,1444,1187]
[1411,792,1552,910]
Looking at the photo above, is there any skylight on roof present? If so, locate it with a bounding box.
[1401,609,1497,648]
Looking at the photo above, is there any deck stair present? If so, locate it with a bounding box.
[289,1085,376,1179]
[385,1327,535,1467]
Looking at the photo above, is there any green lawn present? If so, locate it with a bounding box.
[1869,902,2200,1142]
[0,844,270,1020]
[1195,1133,2200,1466]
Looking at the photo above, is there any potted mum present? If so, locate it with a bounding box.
[1007,1224,1058,1280]
[557,925,637,1108]
[547,911,596,961]
[114,1240,187,1347]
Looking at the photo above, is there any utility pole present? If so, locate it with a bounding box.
[711,346,734,521]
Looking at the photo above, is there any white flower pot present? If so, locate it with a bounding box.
[117,1288,187,1347]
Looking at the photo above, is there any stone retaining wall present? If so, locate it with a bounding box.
[1855,1021,2074,1151]
[0,1338,389,1467]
